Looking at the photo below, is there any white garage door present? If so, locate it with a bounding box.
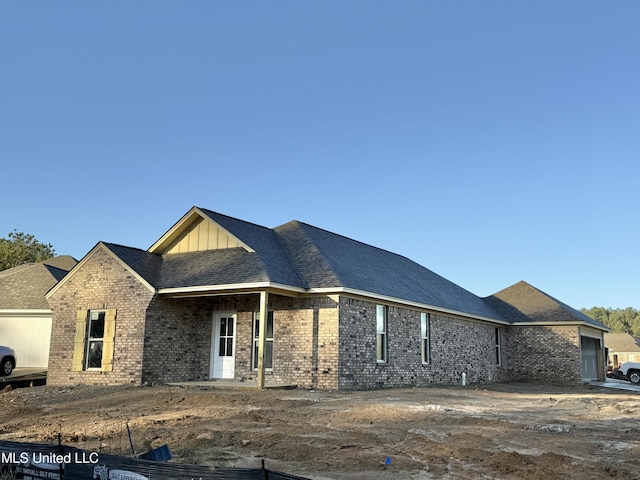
[0,312,52,368]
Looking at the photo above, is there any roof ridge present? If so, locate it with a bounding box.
[198,207,274,232]
[103,241,157,254]
[288,220,415,262]
[270,222,318,289]
[0,262,38,277]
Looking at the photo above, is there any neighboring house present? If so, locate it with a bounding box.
[604,333,640,367]
[45,207,608,389]
[0,256,77,368]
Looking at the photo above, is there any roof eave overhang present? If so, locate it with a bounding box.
[157,282,307,298]
[309,287,510,325]
[0,309,52,317]
[158,284,509,323]
[510,320,610,332]
[158,284,606,330]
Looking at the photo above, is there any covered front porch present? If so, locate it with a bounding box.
[142,287,339,390]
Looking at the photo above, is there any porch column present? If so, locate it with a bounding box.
[257,291,269,389]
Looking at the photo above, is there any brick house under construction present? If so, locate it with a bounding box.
[45,207,608,389]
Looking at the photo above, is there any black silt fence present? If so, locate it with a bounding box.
[0,439,310,480]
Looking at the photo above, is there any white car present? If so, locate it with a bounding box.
[618,362,640,384]
[0,346,16,376]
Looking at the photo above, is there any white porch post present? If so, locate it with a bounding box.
[257,291,269,389]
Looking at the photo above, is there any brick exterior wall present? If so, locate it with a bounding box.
[503,325,582,383]
[141,294,339,389]
[47,251,590,389]
[337,297,510,389]
[47,247,154,386]
[142,297,211,384]
[218,295,339,389]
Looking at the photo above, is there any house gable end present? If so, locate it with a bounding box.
[46,243,156,300]
[149,207,255,255]
[486,280,608,330]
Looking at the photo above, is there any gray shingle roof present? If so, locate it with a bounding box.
[485,281,607,329]
[42,255,78,271]
[275,221,502,319]
[97,209,604,329]
[160,248,273,287]
[604,333,640,352]
[0,257,77,309]
[103,242,306,290]
[199,208,305,288]
[101,243,163,287]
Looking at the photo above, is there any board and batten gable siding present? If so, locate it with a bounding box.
[47,247,154,386]
[337,297,509,389]
[164,217,245,254]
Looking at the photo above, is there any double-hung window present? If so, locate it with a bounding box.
[253,311,274,370]
[72,309,116,372]
[495,327,502,366]
[376,305,387,363]
[421,313,431,364]
[86,311,105,369]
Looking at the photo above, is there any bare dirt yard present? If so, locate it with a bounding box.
[1,381,639,479]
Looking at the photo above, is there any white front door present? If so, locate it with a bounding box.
[211,313,236,379]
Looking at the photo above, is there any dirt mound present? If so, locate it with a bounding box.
[1,383,639,479]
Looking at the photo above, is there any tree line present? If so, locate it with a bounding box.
[0,230,55,272]
[580,307,640,336]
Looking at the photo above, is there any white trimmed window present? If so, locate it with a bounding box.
[252,311,274,370]
[72,309,116,372]
[376,305,387,363]
[495,327,502,366]
[86,310,105,369]
[421,313,430,364]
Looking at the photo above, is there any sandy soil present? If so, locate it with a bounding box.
[0,382,639,479]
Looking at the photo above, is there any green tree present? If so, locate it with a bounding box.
[583,307,610,325]
[581,307,640,335]
[0,230,55,272]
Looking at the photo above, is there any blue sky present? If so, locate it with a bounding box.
[1,2,638,309]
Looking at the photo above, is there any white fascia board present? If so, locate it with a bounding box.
[157,282,306,296]
[0,309,51,318]
[45,243,156,299]
[512,321,611,331]
[148,207,201,253]
[307,287,510,325]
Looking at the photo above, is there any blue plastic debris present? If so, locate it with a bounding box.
[138,444,172,462]
[385,456,392,466]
